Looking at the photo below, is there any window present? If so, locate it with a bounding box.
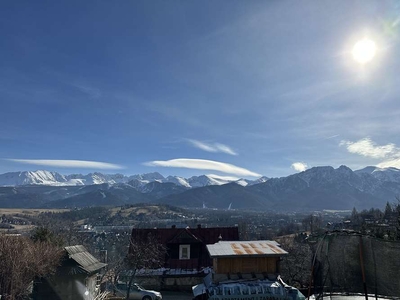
[179,244,190,260]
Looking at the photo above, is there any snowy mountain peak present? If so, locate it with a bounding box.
[355,166,400,182]
[0,170,68,186]
[5,165,399,190]
[130,172,165,181]
[165,176,191,188]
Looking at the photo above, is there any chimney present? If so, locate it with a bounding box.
[197,224,201,229]
[171,225,176,229]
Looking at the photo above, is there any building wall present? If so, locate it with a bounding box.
[213,257,279,274]
[130,226,240,270]
[34,273,98,300]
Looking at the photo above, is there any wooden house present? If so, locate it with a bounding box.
[33,245,107,300]
[206,240,288,280]
[130,225,239,270]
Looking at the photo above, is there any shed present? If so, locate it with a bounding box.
[207,240,288,276]
[33,245,106,300]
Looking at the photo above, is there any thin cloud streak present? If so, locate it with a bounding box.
[324,134,340,140]
[6,159,125,170]
[187,139,238,155]
[144,158,260,177]
[206,174,240,181]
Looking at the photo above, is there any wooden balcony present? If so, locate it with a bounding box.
[168,258,199,270]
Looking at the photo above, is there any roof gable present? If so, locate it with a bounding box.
[167,228,201,244]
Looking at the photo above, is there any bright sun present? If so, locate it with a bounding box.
[352,38,377,64]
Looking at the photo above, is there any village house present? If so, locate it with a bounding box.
[33,245,107,300]
[130,225,239,271]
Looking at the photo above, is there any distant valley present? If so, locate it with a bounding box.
[1,166,400,211]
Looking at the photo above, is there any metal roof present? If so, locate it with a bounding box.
[64,245,107,274]
[206,240,288,257]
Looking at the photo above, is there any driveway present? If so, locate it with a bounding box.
[162,291,193,300]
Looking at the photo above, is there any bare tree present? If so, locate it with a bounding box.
[98,232,131,293]
[0,234,63,300]
[278,235,312,289]
[125,233,166,300]
[302,214,322,234]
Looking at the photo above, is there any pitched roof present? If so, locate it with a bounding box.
[130,226,239,247]
[64,245,107,274]
[207,240,288,258]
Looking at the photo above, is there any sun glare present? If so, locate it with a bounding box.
[352,38,376,64]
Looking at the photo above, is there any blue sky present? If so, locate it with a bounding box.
[1,0,400,178]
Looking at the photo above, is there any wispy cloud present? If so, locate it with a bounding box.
[291,162,308,172]
[340,138,396,159]
[144,158,260,177]
[340,138,400,169]
[72,84,102,99]
[6,159,124,170]
[377,158,400,169]
[323,134,339,140]
[187,139,237,155]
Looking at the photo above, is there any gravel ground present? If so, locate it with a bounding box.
[161,291,194,300]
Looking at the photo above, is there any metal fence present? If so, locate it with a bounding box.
[311,231,400,298]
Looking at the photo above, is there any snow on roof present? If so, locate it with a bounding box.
[207,240,288,257]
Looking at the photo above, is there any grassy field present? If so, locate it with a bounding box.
[0,208,70,233]
[109,205,182,217]
[0,208,70,216]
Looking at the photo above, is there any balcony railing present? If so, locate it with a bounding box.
[168,258,199,270]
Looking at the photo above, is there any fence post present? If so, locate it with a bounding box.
[359,235,368,300]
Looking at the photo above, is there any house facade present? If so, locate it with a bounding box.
[130,225,239,270]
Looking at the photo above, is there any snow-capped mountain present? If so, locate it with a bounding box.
[355,166,400,183]
[0,170,69,186]
[129,172,165,183]
[2,165,400,210]
[0,170,262,188]
[236,176,270,186]
[187,174,242,188]
[165,176,191,188]
[66,173,129,185]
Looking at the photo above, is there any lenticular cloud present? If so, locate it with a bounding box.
[7,159,124,170]
[144,158,260,177]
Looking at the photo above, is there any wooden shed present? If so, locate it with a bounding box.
[33,245,107,300]
[206,240,288,277]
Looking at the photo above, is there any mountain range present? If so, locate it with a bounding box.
[0,170,267,188]
[0,166,399,211]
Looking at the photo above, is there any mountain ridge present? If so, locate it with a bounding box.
[1,165,400,211]
[0,170,268,188]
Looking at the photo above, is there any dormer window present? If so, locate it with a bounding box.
[179,244,190,260]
